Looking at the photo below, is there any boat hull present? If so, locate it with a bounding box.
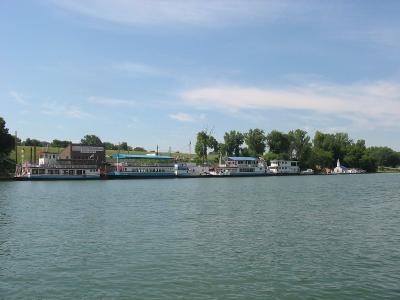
[14,175,100,181]
[106,171,176,179]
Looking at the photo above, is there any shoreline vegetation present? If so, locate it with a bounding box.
[1,116,400,179]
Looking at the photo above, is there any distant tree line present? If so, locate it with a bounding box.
[16,133,146,152]
[195,128,400,172]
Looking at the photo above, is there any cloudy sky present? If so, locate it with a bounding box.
[1,0,400,151]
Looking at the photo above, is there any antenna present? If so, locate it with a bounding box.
[189,140,192,161]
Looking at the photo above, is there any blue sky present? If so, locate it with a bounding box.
[1,0,400,151]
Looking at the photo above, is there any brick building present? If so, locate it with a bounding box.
[59,144,105,166]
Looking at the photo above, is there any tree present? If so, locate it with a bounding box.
[81,134,102,146]
[104,142,118,150]
[24,138,43,146]
[51,139,71,148]
[133,147,146,152]
[266,130,290,155]
[0,117,15,157]
[288,129,312,169]
[194,130,218,163]
[244,128,266,156]
[120,142,129,151]
[366,146,400,167]
[343,139,366,168]
[223,130,244,156]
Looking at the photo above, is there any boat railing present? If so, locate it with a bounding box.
[116,163,175,167]
[21,163,99,169]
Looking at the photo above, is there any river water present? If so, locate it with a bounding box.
[1,174,400,299]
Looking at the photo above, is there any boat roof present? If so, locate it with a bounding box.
[111,154,174,160]
[227,156,257,161]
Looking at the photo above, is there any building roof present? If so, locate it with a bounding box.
[111,154,174,160]
[227,156,257,161]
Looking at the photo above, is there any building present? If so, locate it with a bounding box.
[59,144,105,166]
[268,160,300,174]
[333,159,348,174]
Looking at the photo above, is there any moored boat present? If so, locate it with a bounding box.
[14,152,100,180]
[209,157,266,176]
[107,154,176,178]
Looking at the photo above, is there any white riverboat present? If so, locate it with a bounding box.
[174,163,210,177]
[209,157,266,176]
[268,160,300,175]
[14,152,100,180]
[107,154,176,178]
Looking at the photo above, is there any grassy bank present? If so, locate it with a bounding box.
[8,146,198,163]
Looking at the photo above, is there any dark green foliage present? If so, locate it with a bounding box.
[244,128,266,156]
[133,146,146,152]
[195,130,218,163]
[104,142,118,150]
[119,142,129,151]
[223,130,244,156]
[0,117,15,156]
[266,130,290,155]
[24,138,48,147]
[366,147,400,167]
[287,129,312,169]
[80,134,102,146]
[51,139,71,148]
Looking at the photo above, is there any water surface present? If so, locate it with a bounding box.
[1,174,400,299]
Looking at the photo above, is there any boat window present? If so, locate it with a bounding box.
[77,170,83,175]
[54,170,60,174]
[63,170,68,175]
[32,169,38,175]
[48,170,54,175]
[69,170,74,175]
[39,169,45,175]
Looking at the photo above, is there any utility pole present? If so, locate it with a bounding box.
[14,131,18,164]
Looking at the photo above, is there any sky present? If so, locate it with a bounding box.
[1,0,400,152]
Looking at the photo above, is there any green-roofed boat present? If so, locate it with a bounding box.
[106,154,176,179]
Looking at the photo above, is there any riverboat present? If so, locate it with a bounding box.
[174,163,210,177]
[14,152,100,180]
[268,160,300,175]
[107,154,176,178]
[209,157,266,176]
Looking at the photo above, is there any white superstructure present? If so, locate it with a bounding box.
[210,157,266,176]
[268,160,300,174]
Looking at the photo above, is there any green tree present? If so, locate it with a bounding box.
[244,128,266,157]
[366,146,400,167]
[51,139,71,148]
[223,130,244,156]
[195,130,218,163]
[288,129,312,168]
[120,142,129,151]
[104,142,118,150]
[81,134,102,146]
[266,130,290,155]
[133,146,146,152]
[0,117,15,156]
[343,139,366,168]
[24,138,43,146]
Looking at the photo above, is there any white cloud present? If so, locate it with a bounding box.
[51,0,290,27]
[169,112,195,122]
[88,96,136,106]
[9,91,28,105]
[181,80,400,128]
[41,102,92,119]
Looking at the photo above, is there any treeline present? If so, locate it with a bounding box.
[17,134,147,152]
[194,129,400,172]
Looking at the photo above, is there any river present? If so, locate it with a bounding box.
[1,174,399,299]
